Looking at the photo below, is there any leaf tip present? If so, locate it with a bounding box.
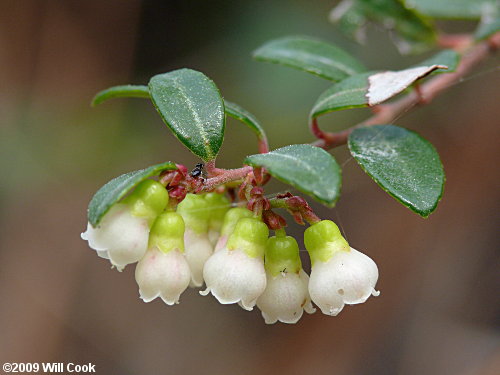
[90,96,100,107]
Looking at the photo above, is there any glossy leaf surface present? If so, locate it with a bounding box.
[245,144,342,206]
[88,162,176,226]
[348,125,444,217]
[311,60,450,119]
[253,36,366,81]
[149,69,225,161]
[310,72,373,118]
[92,85,149,106]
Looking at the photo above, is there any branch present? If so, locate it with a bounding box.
[200,166,253,191]
[312,32,500,149]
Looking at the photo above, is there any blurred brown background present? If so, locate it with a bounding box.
[1,1,499,374]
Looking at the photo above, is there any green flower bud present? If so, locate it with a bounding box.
[205,192,230,231]
[148,212,185,254]
[226,218,269,258]
[304,220,349,265]
[214,207,254,251]
[176,193,210,234]
[220,207,254,237]
[264,235,302,276]
[122,179,169,225]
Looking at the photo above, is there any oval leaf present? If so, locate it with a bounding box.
[475,17,500,40]
[404,0,495,19]
[348,125,444,217]
[149,69,225,161]
[245,144,342,206]
[475,5,500,41]
[331,0,436,54]
[92,85,150,106]
[253,36,366,81]
[87,161,177,227]
[224,100,268,143]
[310,72,373,118]
[367,65,447,106]
[311,56,454,120]
[414,50,459,73]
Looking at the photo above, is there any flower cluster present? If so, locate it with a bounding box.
[82,180,379,323]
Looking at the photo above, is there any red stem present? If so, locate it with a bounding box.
[201,166,253,191]
[258,137,270,154]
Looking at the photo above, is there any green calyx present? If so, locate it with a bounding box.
[265,235,302,276]
[122,179,169,225]
[205,192,230,232]
[176,193,211,234]
[226,217,269,258]
[304,220,349,265]
[220,207,254,237]
[148,212,185,253]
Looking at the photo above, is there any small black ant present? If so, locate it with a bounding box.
[190,163,205,179]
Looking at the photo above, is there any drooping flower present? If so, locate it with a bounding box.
[214,207,253,252]
[204,192,231,246]
[201,217,268,310]
[81,179,169,271]
[257,233,315,324]
[305,220,379,316]
[177,194,213,287]
[135,211,191,305]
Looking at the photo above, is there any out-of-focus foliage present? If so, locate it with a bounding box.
[330,0,436,53]
[404,0,497,19]
[253,36,366,81]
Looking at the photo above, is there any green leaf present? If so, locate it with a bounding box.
[331,0,436,54]
[475,3,500,40]
[224,100,267,143]
[253,36,366,81]
[404,0,496,19]
[310,60,449,119]
[310,72,373,118]
[87,161,176,227]
[476,17,500,40]
[348,125,444,217]
[245,144,342,206]
[366,65,446,106]
[149,69,225,161]
[415,50,459,73]
[92,85,150,106]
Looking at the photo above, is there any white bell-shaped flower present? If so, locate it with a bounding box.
[214,207,253,252]
[204,192,231,246]
[177,194,214,287]
[201,217,268,310]
[258,270,316,324]
[305,220,379,316]
[81,179,169,271]
[257,232,315,324]
[135,212,191,305]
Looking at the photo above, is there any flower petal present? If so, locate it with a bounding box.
[135,247,191,305]
[184,229,214,287]
[309,247,379,315]
[257,269,313,324]
[202,248,266,309]
[81,204,150,270]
